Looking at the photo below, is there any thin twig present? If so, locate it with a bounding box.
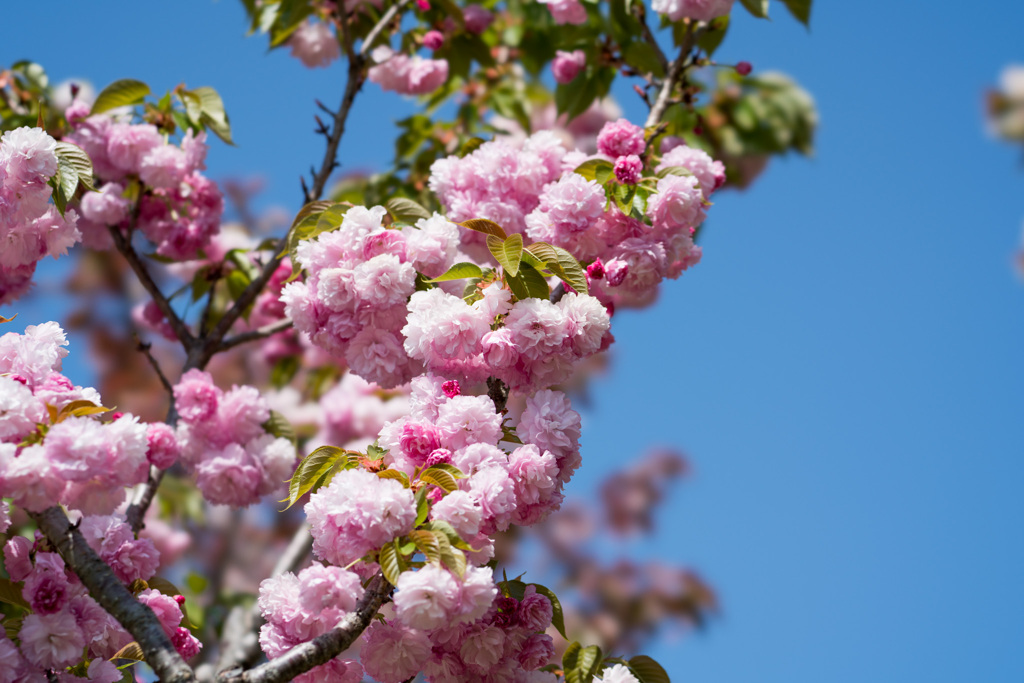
[216,318,294,354]
[109,225,195,348]
[646,23,695,128]
[32,507,196,683]
[136,338,174,394]
[217,573,391,683]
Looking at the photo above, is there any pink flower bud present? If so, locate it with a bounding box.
[552,50,586,84]
[442,380,461,398]
[586,258,605,280]
[604,259,629,286]
[613,154,643,185]
[736,61,752,76]
[425,448,453,467]
[416,0,430,9]
[423,30,445,51]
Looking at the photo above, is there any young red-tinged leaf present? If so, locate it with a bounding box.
[91,79,151,115]
[459,218,507,240]
[627,655,671,683]
[0,314,17,323]
[426,262,484,283]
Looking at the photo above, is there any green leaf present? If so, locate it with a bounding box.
[414,487,430,526]
[0,579,29,610]
[623,42,665,78]
[574,159,614,184]
[739,0,769,18]
[696,15,730,56]
[54,142,95,191]
[192,86,234,145]
[530,584,567,639]
[111,642,145,662]
[377,469,411,487]
[459,218,507,240]
[421,520,476,551]
[91,79,150,115]
[378,539,408,586]
[627,655,671,683]
[53,157,78,216]
[283,446,349,510]
[262,409,296,444]
[525,242,588,295]
[270,355,299,389]
[420,466,459,493]
[487,233,523,277]
[432,531,467,578]
[426,262,484,283]
[282,200,344,262]
[655,165,693,179]
[780,0,811,25]
[564,643,603,683]
[386,197,432,224]
[408,529,442,564]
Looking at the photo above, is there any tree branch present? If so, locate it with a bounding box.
[217,573,391,683]
[109,225,195,348]
[645,22,699,128]
[207,526,313,681]
[32,507,196,683]
[216,318,294,354]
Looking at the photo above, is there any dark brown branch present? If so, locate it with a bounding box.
[217,573,391,683]
[32,507,196,683]
[125,468,166,534]
[216,318,294,354]
[109,225,195,348]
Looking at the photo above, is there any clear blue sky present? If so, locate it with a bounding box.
[4,2,1024,682]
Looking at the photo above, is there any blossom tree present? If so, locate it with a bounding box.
[0,0,816,681]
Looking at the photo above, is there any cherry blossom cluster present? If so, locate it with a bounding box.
[67,109,223,259]
[0,513,199,679]
[0,127,81,305]
[403,284,611,391]
[428,131,568,259]
[433,119,724,309]
[281,205,467,388]
[369,46,450,96]
[361,582,557,683]
[0,322,164,516]
[173,368,296,507]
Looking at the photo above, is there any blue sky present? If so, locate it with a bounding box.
[4,1,1024,682]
